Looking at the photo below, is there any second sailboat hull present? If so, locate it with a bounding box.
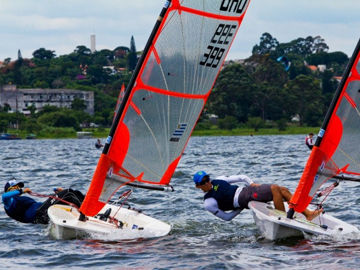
[249,201,359,241]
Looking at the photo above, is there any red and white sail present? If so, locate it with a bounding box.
[80,0,251,216]
[290,39,360,213]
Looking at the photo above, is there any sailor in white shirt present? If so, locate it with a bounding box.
[305,133,314,150]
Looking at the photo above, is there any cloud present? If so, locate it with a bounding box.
[0,0,360,60]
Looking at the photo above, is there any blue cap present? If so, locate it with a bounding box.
[4,180,24,192]
[193,171,209,184]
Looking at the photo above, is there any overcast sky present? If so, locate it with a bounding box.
[0,0,359,61]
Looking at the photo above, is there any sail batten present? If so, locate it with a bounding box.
[290,38,360,213]
[80,0,251,216]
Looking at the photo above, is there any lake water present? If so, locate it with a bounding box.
[1,135,360,269]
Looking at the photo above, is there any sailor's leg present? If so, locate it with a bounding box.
[302,208,323,221]
[271,185,286,211]
[275,186,323,220]
[278,186,292,201]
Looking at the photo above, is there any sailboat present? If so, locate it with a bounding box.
[249,39,360,240]
[48,0,252,240]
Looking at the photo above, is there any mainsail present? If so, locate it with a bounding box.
[80,0,251,216]
[113,83,125,122]
[289,39,360,213]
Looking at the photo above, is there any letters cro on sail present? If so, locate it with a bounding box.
[79,0,252,216]
[290,39,360,213]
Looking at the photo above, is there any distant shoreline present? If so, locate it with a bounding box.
[192,126,319,137]
[4,126,319,140]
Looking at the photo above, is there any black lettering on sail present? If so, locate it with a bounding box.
[211,24,225,44]
[210,24,237,45]
[220,0,248,14]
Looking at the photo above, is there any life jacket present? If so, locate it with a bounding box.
[204,180,238,211]
[5,196,39,223]
[305,136,313,149]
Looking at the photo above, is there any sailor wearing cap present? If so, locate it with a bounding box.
[193,171,323,221]
[2,180,42,223]
[193,171,259,221]
[2,179,85,224]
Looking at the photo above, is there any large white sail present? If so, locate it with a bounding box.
[80,0,251,216]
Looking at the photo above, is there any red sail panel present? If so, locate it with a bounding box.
[290,42,360,213]
[80,0,252,216]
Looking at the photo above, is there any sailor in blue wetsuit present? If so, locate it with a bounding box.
[2,180,84,224]
[193,171,322,221]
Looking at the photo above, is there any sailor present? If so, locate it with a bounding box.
[193,171,322,221]
[95,139,104,149]
[2,179,85,224]
[305,133,314,150]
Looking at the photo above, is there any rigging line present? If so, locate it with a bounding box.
[354,102,360,117]
[138,111,166,170]
[109,172,164,186]
[29,191,80,210]
[111,190,132,221]
[105,176,137,209]
[308,172,334,198]
[315,182,338,228]
[336,145,360,171]
[126,152,162,179]
[159,3,177,37]
[355,104,360,118]
[317,182,338,201]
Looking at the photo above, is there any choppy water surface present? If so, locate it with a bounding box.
[1,135,360,269]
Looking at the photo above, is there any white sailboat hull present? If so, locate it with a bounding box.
[48,204,171,240]
[249,201,359,241]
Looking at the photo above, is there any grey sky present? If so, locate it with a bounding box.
[0,0,359,61]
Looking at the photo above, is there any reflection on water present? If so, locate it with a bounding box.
[0,135,360,269]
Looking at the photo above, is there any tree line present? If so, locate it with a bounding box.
[0,33,350,135]
[202,33,348,130]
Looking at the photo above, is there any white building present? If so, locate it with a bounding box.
[0,85,94,115]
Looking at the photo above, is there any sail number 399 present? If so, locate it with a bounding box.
[199,46,225,68]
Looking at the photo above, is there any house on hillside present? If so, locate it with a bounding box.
[306,64,327,73]
[0,85,94,115]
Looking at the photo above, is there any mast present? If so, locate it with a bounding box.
[315,38,360,147]
[103,0,171,154]
[287,39,360,219]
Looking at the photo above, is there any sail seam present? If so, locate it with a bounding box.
[135,81,209,99]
